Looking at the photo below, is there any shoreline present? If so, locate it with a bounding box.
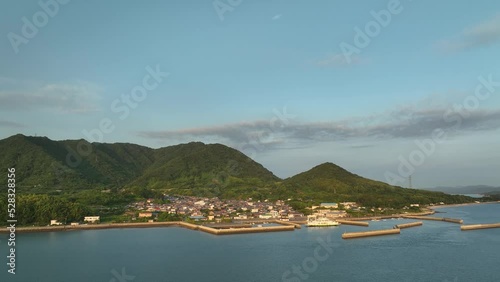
[0,220,300,235]
[429,201,499,209]
[0,210,433,234]
[4,203,497,234]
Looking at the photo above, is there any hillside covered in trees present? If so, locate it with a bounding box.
[0,134,482,222]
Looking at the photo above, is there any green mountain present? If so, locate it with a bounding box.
[128,142,280,198]
[0,134,278,198]
[276,162,474,208]
[0,134,155,192]
[0,134,476,207]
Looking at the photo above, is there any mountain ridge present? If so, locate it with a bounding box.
[0,134,478,206]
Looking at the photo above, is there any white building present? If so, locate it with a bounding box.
[84,216,100,223]
[50,220,62,226]
[320,203,338,209]
[259,213,273,219]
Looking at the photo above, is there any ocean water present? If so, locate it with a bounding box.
[1,203,499,282]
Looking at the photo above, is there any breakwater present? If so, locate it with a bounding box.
[336,220,369,227]
[460,223,500,231]
[402,215,463,224]
[342,228,400,239]
[394,221,423,229]
[234,219,303,229]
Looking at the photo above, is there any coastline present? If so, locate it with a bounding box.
[0,210,436,234]
[6,203,498,234]
[429,201,499,209]
[0,219,300,235]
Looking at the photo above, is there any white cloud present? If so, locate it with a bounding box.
[436,14,500,52]
[272,14,282,20]
[0,79,102,114]
[138,105,500,151]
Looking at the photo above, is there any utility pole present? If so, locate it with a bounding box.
[408,175,413,189]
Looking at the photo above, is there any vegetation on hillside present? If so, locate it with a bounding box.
[0,134,479,224]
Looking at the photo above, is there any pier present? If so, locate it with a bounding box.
[402,215,463,224]
[342,228,400,239]
[460,223,500,231]
[394,221,423,229]
[336,220,369,227]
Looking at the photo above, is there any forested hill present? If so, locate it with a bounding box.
[0,134,478,206]
[275,162,474,208]
[0,134,278,196]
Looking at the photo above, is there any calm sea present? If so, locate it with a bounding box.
[1,203,499,282]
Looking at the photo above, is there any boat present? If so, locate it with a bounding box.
[307,216,340,227]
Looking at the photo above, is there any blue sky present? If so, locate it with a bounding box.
[1,0,500,188]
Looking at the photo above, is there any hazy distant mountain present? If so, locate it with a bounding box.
[422,185,500,195]
[0,134,476,205]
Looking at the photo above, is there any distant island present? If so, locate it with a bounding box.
[1,134,497,227]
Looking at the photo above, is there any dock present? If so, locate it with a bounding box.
[402,215,463,224]
[336,220,369,227]
[394,221,423,229]
[342,228,400,239]
[460,223,500,231]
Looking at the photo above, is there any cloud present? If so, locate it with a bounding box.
[0,80,102,114]
[0,120,25,128]
[312,53,364,67]
[436,14,500,52]
[272,14,282,20]
[138,106,500,151]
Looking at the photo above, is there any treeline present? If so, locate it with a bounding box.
[0,187,167,226]
[0,194,90,226]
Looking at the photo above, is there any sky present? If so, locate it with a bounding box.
[1,0,500,188]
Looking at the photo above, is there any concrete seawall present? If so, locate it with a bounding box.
[461,223,500,231]
[336,220,369,227]
[342,228,400,239]
[1,221,296,235]
[0,222,181,233]
[394,221,423,229]
[402,215,463,224]
[234,219,302,229]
